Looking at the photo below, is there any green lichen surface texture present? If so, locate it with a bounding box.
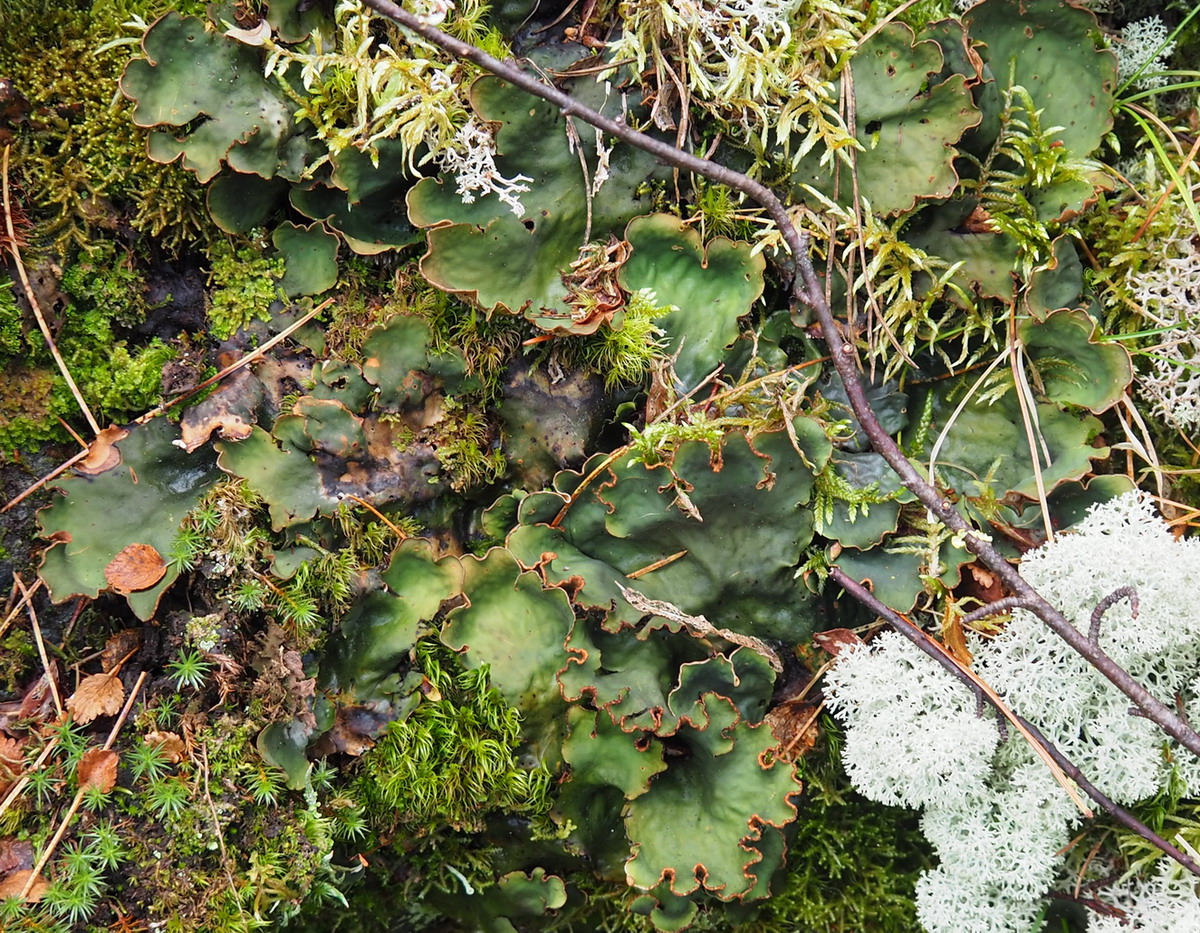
[1,0,1199,931]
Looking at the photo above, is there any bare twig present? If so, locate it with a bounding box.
[0,575,41,640]
[14,572,62,718]
[1089,587,1139,644]
[2,146,100,436]
[0,449,89,514]
[830,566,1200,877]
[358,0,1200,813]
[134,298,333,425]
[104,670,148,750]
[960,595,1035,627]
[618,583,783,672]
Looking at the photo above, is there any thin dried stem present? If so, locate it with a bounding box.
[14,572,62,718]
[1,449,89,514]
[2,146,100,436]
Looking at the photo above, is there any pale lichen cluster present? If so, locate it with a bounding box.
[826,493,1200,931]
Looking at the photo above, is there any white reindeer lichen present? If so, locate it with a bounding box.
[824,492,1200,932]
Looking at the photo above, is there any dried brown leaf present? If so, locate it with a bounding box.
[66,673,124,724]
[0,838,32,876]
[941,615,974,667]
[0,735,24,795]
[0,869,47,902]
[101,629,143,673]
[765,697,821,762]
[76,425,129,475]
[144,731,185,764]
[104,543,167,595]
[77,747,118,792]
[17,663,59,723]
[812,628,864,658]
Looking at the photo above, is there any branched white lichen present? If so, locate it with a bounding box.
[1128,228,1200,430]
[435,117,532,217]
[824,493,1200,932]
[1114,16,1176,90]
[1089,860,1200,932]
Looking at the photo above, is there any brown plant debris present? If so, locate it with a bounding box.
[66,672,125,724]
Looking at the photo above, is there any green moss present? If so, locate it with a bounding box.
[353,641,555,837]
[754,729,929,933]
[206,237,287,340]
[0,628,37,697]
[0,363,68,454]
[426,398,506,492]
[0,0,214,254]
[563,288,669,390]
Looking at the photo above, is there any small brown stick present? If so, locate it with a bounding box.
[346,494,409,542]
[625,549,688,580]
[23,783,88,897]
[0,449,89,514]
[13,572,62,718]
[0,575,41,640]
[618,583,783,672]
[1129,131,1200,244]
[784,700,825,757]
[104,670,147,751]
[1089,586,1138,644]
[960,596,1036,627]
[0,738,60,821]
[2,146,101,436]
[134,298,333,424]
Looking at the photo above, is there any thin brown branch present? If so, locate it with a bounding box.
[14,572,62,718]
[357,0,1200,777]
[830,566,1200,878]
[0,449,89,514]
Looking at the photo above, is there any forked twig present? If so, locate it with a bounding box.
[356,0,1200,865]
[830,567,1200,877]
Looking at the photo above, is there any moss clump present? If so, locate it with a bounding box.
[0,363,65,454]
[353,641,555,837]
[205,237,286,340]
[754,728,930,933]
[0,0,214,254]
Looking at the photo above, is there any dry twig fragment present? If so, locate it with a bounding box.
[618,583,783,672]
